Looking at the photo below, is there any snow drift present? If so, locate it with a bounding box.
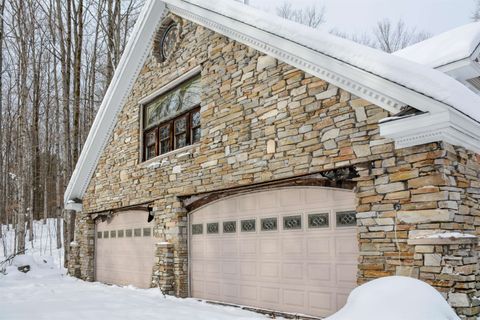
[326,276,460,320]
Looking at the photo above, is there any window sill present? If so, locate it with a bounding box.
[141,143,200,169]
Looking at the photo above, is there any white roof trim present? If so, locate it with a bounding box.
[380,111,480,153]
[64,0,480,210]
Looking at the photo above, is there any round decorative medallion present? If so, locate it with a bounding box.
[154,17,182,63]
[160,22,179,61]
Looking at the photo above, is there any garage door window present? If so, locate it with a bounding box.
[97,232,102,239]
[126,229,132,237]
[223,221,236,233]
[134,228,142,237]
[103,231,109,238]
[118,230,124,238]
[283,215,302,230]
[308,213,329,228]
[261,217,277,231]
[241,219,256,232]
[207,223,219,234]
[336,211,357,227]
[192,224,203,235]
[143,228,151,237]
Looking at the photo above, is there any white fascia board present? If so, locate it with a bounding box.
[63,0,168,210]
[165,0,453,116]
[65,202,83,212]
[380,111,480,153]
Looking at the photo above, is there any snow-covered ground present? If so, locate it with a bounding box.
[0,220,270,320]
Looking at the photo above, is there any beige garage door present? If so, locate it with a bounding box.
[189,187,358,318]
[95,210,157,288]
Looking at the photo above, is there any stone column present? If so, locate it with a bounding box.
[408,235,479,319]
[68,212,95,281]
[152,242,175,295]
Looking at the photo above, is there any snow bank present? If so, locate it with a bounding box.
[326,276,460,320]
[1,219,64,276]
[394,22,480,68]
[173,0,480,122]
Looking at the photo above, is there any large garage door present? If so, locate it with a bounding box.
[95,210,156,288]
[189,187,358,318]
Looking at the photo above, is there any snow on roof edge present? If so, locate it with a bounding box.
[394,22,480,69]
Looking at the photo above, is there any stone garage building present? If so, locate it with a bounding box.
[65,0,480,318]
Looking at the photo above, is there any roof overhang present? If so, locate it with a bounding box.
[380,110,480,153]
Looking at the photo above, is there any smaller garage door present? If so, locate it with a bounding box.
[95,210,157,288]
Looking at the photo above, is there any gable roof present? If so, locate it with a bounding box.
[64,0,480,210]
[394,22,480,69]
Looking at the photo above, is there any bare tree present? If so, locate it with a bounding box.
[276,1,326,28]
[0,0,145,258]
[331,19,431,53]
[373,19,431,53]
[473,0,480,21]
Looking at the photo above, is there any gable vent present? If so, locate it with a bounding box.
[466,77,480,91]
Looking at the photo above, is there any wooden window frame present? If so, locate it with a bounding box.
[142,106,201,161]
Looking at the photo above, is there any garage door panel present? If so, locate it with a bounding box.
[259,238,280,255]
[190,187,357,318]
[282,237,304,255]
[221,239,238,256]
[336,263,357,287]
[284,289,306,308]
[240,261,257,277]
[239,239,257,255]
[306,237,333,257]
[222,283,239,299]
[307,263,333,283]
[239,285,257,301]
[308,291,334,314]
[259,262,280,278]
[259,287,280,304]
[282,262,303,280]
[205,261,222,274]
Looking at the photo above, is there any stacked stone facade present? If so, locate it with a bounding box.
[69,14,480,318]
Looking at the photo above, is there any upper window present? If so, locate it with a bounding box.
[143,76,201,161]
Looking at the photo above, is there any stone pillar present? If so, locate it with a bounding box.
[68,242,81,278]
[408,234,479,319]
[152,242,175,295]
[68,212,95,281]
[152,197,189,297]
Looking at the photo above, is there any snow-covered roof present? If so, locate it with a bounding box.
[394,22,480,69]
[64,0,480,209]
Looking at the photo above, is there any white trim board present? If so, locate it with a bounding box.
[64,0,480,210]
[380,112,480,154]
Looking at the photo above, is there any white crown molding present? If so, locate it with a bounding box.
[380,111,480,153]
[63,0,168,208]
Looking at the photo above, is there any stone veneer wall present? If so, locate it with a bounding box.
[69,14,480,316]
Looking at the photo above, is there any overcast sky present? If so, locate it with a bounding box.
[249,0,475,36]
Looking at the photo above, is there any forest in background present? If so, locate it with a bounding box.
[0,0,478,264]
[0,0,145,259]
